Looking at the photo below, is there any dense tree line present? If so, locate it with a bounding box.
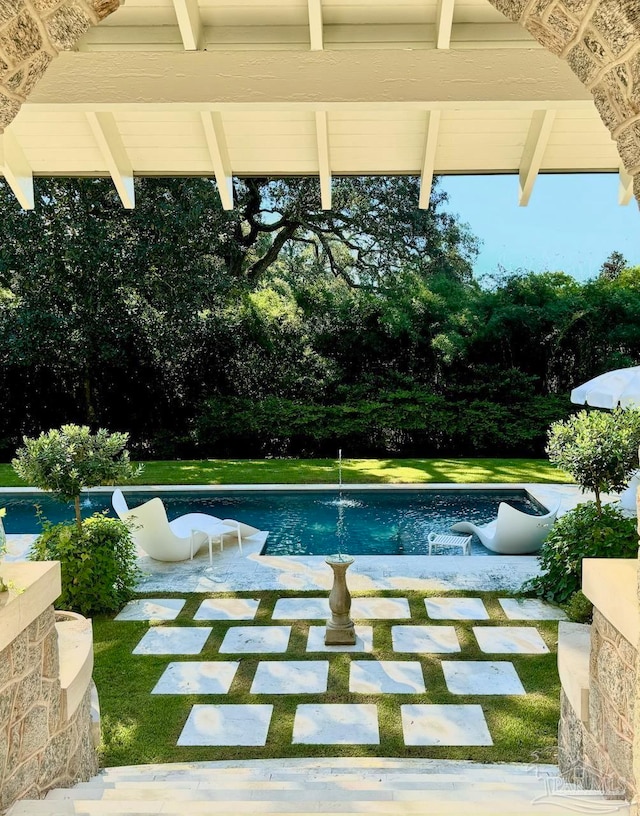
[0,175,636,460]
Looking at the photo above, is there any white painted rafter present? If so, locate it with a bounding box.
[172,0,203,51]
[308,0,324,50]
[619,166,633,206]
[315,110,331,209]
[419,110,441,209]
[86,111,135,208]
[200,111,233,210]
[0,128,34,210]
[436,0,456,49]
[518,109,556,206]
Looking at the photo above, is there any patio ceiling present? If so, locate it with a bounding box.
[1,0,629,210]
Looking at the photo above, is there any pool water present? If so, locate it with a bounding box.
[0,488,547,557]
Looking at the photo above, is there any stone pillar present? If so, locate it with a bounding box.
[325,554,356,646]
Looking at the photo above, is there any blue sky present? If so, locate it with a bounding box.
[438,173,640,283]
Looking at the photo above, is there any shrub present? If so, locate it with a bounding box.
[547,408,640,514]
[523,501,638,604]
[563,590,593,623]
[30,513,139,616]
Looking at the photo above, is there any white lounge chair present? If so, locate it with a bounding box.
[111,489,256,563]
[617,470,640,515]
[451,502,558,555]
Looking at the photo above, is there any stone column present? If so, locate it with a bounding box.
[325,554,356,646]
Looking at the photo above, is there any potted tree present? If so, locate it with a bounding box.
[12,425,143,615]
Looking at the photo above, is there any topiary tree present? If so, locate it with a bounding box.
[12,424,141,532]
[547,407,640,515]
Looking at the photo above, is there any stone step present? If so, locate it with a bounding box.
[7,794,631,815]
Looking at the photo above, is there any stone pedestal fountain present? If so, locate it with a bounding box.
[325,553,356,645]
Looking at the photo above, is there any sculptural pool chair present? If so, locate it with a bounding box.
[111,489,244,563]
[451,502,559,555]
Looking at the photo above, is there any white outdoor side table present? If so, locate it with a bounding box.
[427,532,472,556]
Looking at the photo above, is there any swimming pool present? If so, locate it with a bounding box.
[0,488,547,557]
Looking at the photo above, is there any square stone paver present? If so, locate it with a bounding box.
[293,704,379,744]
[272,598,329,620]
[306,625,374,653]
[392,626,461,654]
[425,597,489,620]
[499,598,567,621]
[177,704,273,746]
[194,598,260,620]
[474,626,549,654]
[115,598,186,621]
[351,598,411,619]
[442,660,526,695]
[349,660,425,694]
[152,661,239,695]
[132,627,212,655]
[250,661,329,694]
[219,626,291,654]
[401,704,493,746]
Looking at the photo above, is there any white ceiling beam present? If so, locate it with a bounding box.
[436,0,455,49]
[0,129,34,210]
[419,110,441,209]
[518,109,556,206]
[200,111,233,210]
[308,0,323,51]
[315,110,331,209]
[172,0,203,51]
[85,111,135,208]
[619,166,633,206]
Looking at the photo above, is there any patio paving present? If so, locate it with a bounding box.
[132,626,212,655]
[425,597,490,620]
[152,661,239,695]
[498,598,567,620]
[219,626,291,654]
[391,625,461,654]
[194,598,261,620]
[121,591,558,753]
[473,626,550,654]
[292,704,380,745]
[401,704,493,746]
[115,598,186,620]
[349,660,426,694]
[250,661,329,694]
[177,704,273,746]
[441,661,526,695]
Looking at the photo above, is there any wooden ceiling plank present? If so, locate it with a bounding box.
[0,129,34,210]
[86,111,135,208]
[419,110,441,208]
[315,110,331,209]
[308,0,324,50]
[172,0,203,51]
[518,108,556,206]
[200,110,234,209]
[436,0,455,49]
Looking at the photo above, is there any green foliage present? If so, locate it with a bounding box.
[524,502,638,604]
[546,408,640,511]
[563,590,593,623]
[29,514,139,616]
[12,425,140,527]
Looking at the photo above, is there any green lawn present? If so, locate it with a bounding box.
[0,457,572,487]
[94,589,561,768]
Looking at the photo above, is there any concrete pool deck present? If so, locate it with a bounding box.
[1,482,612,593]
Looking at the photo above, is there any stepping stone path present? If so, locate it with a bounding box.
[120,594,563,749]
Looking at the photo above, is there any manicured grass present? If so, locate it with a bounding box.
[0,458,571,487]
[93,589,561,768]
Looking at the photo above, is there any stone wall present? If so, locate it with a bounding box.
[0,0,120,131]
[488,0,640,204]
[559,608,637,801]
[0,563,98,815]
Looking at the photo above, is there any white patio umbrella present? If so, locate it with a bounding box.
[570,365,640,409]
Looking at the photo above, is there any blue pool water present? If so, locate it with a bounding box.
[0,488,547,556]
